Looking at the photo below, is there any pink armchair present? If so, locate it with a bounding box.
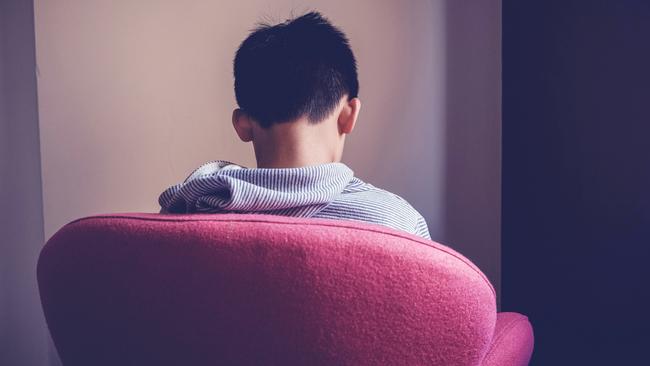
[38,213,533,365]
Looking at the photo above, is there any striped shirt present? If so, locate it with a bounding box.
[158,161,431,240]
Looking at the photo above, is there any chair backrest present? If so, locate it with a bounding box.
[38,213,497,366]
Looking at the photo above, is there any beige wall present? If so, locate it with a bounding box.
[34,1,499,363]
[35,0,449,237]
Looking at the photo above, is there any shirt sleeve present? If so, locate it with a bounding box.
[414,215,432,240]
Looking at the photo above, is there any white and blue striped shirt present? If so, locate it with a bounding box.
[158,161,431,240]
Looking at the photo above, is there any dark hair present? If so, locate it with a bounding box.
[233,11,359,128]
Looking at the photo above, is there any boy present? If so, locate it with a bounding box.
[159,12,431,240]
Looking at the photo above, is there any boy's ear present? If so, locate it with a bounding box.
[338,97,361,135]
[232,108,254,142]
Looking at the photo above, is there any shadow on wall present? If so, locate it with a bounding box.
[0,0,49,365]
[443,1,502,305]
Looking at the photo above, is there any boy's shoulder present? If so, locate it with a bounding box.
[325,178,431,239]
[343,178,416,207]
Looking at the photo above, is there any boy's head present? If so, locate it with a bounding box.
[232,11,361,168]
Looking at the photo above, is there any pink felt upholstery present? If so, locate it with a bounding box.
[483,313,535,366]
[38,213,533,365]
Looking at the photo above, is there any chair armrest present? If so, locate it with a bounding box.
[482,312,534,366]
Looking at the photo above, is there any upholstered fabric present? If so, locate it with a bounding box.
[38,213,533,365]
[482,313,534,366]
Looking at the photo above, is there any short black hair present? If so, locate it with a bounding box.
[234,11,359,128]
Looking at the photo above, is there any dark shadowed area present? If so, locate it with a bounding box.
[503,1,650,364]
[0,0,49,365]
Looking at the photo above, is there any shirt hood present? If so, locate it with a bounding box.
[158,161,355,217]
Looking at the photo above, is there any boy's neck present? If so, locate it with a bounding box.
[254,139,339,168]
[252,118,343,169]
